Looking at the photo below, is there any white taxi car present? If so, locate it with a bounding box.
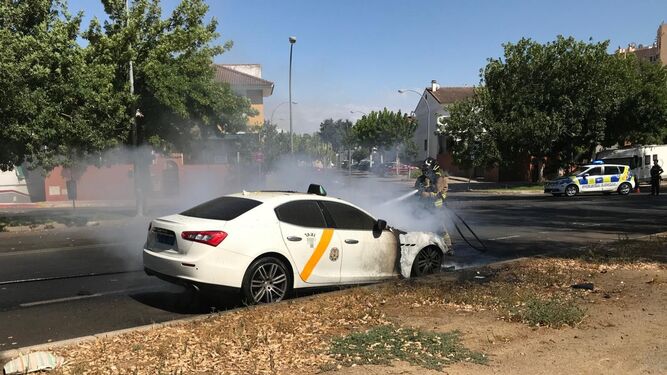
[544,162,635,197]
[143,185,445,304]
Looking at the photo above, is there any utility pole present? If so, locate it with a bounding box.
[127,0,143,216]
[288,36,296,155]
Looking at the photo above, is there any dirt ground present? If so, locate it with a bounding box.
[339,265,666,375]
[6,238,666,375]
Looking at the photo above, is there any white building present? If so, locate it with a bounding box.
[410,81,475,161]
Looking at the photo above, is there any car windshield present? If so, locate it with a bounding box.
[568,167,590,176]
[181,197,262,221]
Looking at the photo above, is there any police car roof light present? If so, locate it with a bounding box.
[592,160,604,164]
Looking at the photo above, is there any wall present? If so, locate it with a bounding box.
[44,156,231,202]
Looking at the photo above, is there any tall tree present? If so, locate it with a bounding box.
[351,108,417,158]
[0,0,128,171]
[484,36,622,180]
[441,88,500,180]
[84,0,254,155]
[604,56,667,147]
[317,118,352,153]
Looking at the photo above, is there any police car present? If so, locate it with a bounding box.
[143,185,446,305]
[544,161,635,197]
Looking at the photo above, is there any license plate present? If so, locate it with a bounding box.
[156,233,175,246]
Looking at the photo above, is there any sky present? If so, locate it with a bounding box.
[68,0,667,133]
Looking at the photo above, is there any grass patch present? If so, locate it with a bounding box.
[328,325,487,370]
[508,296,585,327]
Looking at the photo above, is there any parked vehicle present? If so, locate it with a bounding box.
[143,185,446,304]
[355,159,371,171]
[543,161,635,197]
[376,162,411,176]
[596,145,667,185]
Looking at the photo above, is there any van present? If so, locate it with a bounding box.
[596,145,667,184]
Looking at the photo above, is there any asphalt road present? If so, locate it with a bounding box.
[1,188,666,350]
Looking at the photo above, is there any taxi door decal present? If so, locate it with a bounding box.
[299,229,334,282]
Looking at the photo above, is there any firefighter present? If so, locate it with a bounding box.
[414,157,442,197]
[650,160,663,196]
[414,157,453,251]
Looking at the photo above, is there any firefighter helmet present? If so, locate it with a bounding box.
[421,157,440,172]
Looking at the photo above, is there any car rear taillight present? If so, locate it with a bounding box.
[181,231,228,247]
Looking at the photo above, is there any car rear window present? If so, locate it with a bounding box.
[181,197,262,221]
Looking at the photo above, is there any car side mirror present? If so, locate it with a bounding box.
[373,219,387,238]
[583,173,590,178]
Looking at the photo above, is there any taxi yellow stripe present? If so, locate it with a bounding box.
[299,229,334,282]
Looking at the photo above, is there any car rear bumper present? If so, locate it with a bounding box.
[144,267,240,294]
[143,248,253,289]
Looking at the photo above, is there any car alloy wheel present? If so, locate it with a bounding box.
[245,258,289,304]
[618,182,631,196]
[411,246,443,277]
[565,185,578,197]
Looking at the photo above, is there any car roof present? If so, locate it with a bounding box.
[581,164,627,168]
[227,191,353,206]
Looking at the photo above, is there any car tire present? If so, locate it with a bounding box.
[411,246,443,277]
[241,256,292,305]
[618,182,632,196]
[564,184,578,197]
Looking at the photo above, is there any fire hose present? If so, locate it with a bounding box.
[383,189,488,253]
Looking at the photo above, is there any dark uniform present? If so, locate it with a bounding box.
[650,162,663,196]
[414,157,452,249]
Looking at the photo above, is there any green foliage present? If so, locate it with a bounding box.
[329,325,487,370]
[508,297,585,327]
[257,122,290,170]
[0,0,253,171]
[0,0,129,171]
[85,0,255,156]
[317,118,353,153]
[484,36,617,169]
[449,35,667,181]
[604,56,667,146]
[294,133,335,163]
[351,108,417,158]
[442,87,500,172]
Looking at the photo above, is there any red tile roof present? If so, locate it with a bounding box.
[427,87,475,104]
[213,64,274,88]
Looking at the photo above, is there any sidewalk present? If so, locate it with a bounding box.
[379,173,545,194]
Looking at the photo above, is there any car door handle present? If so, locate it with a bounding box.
[344,239,359,244]
[286,236,302,242]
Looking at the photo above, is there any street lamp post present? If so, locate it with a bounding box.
[350,110,367,116]
[270,101,297,124]
[289,36,296,154]
[398,89,431,158]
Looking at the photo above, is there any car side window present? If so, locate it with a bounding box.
[274,200,326,228]
[588,167,603,176]
[604,166,620,175]
[319,201,376,231]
